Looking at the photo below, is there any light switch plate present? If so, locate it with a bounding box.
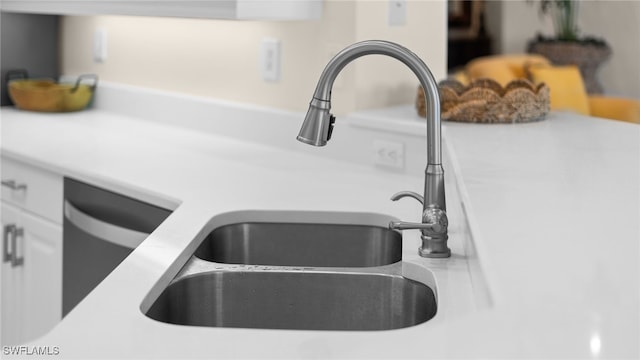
[388,0,407,26]
[93,28,108,63]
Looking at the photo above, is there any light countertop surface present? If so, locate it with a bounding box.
[1,96,638,358]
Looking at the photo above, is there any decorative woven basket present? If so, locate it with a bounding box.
[417,78,550,124]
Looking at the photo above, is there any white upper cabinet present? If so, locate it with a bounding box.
[0,0,322,21]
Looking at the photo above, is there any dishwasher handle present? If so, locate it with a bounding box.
[63,200,150,249]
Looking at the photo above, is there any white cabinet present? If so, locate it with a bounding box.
[1,204,23,346]
[1,157,63,346]
[0,0,322,21]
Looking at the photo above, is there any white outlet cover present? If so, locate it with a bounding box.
[373,139,404,170]
[260,38,281,82]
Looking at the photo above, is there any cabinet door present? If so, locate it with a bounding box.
[0,201,62,345]
[1,202,24,346]
[20,210,63,342]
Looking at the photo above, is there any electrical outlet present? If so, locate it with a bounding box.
[93,28,108,63]
[260,38,281,82]
[388,0,407,26]
[373,140,404,169]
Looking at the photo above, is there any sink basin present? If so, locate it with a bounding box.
[194,222,402,267]
[143,212,437,331]
[146,270,436,331]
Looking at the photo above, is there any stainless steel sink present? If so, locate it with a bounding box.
[194,222,402,267]
[146,269,436,331]
[143,212,437,331]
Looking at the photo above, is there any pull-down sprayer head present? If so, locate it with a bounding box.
[296,99,335,146]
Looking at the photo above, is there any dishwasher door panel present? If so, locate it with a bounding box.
[62,218,132,316]
[62,178,171,317]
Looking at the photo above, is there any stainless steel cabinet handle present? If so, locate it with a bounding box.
[64,200,150,249]
[1,180,27,191]
[3,224,15,263]
[11,227,24,267]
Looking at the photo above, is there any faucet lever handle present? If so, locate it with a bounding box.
[390,191,424,205]
[389,217,446,234]
[389,221,432,231]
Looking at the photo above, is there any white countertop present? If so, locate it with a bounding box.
[1,92,638,358]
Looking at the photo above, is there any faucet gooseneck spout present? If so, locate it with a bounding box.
[297,40,450,258]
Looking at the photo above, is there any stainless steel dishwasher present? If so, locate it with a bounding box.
[62,178,171,316]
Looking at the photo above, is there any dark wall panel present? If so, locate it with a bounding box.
[1,12,60,106]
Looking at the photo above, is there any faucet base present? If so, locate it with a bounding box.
[419,235,451,258]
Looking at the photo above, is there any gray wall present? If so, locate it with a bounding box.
[1,12,60,106]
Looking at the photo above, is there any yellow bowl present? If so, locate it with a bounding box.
[8,75,97,112]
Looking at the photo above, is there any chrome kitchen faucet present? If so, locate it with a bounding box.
[296,40,450,258]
